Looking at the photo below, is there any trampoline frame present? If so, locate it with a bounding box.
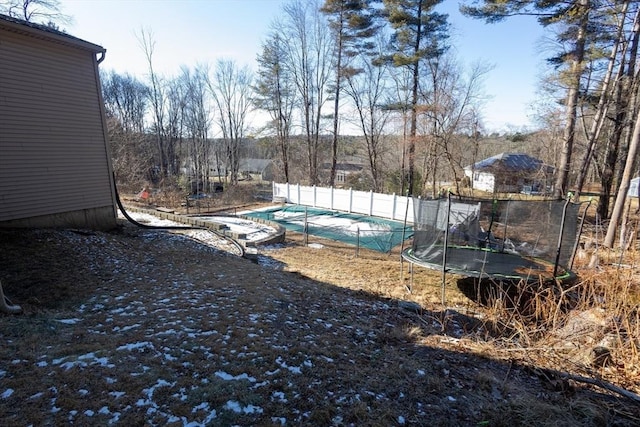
[402,193,589,303]
[402,245,577,283]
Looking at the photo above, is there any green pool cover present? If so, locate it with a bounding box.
[243,205,413,253]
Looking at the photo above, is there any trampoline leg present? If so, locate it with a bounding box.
[406,262,413,294]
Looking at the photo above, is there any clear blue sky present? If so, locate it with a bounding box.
[60,0,547,133]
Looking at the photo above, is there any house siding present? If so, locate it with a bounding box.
[464,153,555,195]
[472,171,495,193]
[0,24,116,229]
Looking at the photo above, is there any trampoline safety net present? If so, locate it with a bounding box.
[408,196,580,281]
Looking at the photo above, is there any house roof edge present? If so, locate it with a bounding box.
[0,13,105,53]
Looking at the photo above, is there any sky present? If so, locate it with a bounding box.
[57,0,548,133]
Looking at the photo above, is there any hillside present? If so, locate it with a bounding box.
[0,219,638,425]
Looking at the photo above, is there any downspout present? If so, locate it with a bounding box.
[93,50,210,232]
[113,173,203,231]
[93,46,120,228]
[0,281,22,315]
[96,50,242,254]
[112,174,245,256]
[94,50,195,233]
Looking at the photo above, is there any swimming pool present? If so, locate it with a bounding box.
[242,205,413,253]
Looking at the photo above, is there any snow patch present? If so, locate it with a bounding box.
[56,318,82,325]
[215,371,257,383]
[224,400,263,414]
[116,341,154,352]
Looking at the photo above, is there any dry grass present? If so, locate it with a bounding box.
[262,229,640,415]
[0,211,639,425]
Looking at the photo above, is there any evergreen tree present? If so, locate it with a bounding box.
[379,0,449,196]
[460,0,593,199]
[321,0,380,186]
[254,29,296,183]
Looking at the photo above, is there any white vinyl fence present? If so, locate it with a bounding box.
[272,183,415,224]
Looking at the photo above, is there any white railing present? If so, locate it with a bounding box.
[272,183,415,223]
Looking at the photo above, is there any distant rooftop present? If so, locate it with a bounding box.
[320,162,364,172]
[466,153,554,173]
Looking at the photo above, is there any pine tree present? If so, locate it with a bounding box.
[379,0,449,196]
[321,0,380,186]
[460,0,593,199]
[254,29,296,183]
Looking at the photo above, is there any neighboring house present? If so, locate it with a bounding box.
[464,153,554,194]
[336,163,364,186]
[239,158,275,182]
[0,14,117,230]
[320,162,364,187]
[628,177,640,198]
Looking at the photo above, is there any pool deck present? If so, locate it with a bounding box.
[123,205,286,248]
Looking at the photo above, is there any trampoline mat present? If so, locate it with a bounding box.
[403,246,573,282]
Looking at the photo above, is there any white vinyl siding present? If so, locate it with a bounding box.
[465,170,495,193]
[0,27,115,224]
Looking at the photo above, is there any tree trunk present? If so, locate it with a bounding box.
[329,14,344,187]
[603,108,640,248]
[553,0,589,199]
[599,17,640,218]
[574,1,628,201]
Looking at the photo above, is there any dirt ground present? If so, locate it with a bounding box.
[0,217,639,425]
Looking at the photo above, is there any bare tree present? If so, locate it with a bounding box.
[385,65,414,195]
[177,65,212,194]
[137,29,181,183]
[282,0,333,185]
[419,56,491,196]
[102,70,149,134]
[101,70,153,186]
[0,0,71,26]
[343,34,392,192]
[208,59,253,185]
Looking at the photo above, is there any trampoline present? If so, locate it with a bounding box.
[402,195,583,284]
